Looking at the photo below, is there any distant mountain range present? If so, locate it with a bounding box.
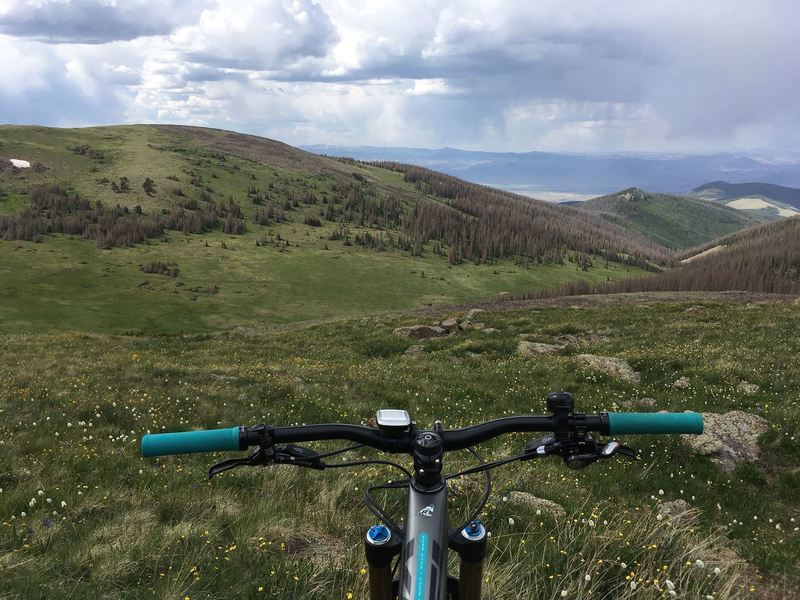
[301,145,800,198]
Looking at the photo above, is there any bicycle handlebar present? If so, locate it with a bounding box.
[140,411,703,458]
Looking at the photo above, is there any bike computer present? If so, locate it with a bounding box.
[376,409,411,433]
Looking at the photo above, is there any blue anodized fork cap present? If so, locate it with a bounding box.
[366,524,392,546]
[461,520,486,541]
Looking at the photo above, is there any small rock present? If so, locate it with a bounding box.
[404,345,426,357]
[672,376,691,389]
[440,317,460,333]
[393,325,447,340]
[624,397,657,409]
[517,341,562,356]
[506,491,566,518]
[497,291,512,300]
[659,499,697,524]
[482,328,500,334]
[577,354,640,384]
[736,381,760,396]
[465,308,485,320]
[682,411,769,472]
[210,372,234,380]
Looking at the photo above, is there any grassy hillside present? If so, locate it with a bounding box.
[1,297,798,598]
[578,188,758,249]
[0,125,665,333]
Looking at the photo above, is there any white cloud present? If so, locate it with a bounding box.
[0,0,798,152]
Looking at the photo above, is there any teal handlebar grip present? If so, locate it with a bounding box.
[141,426,242,457]
[607,412,703,435]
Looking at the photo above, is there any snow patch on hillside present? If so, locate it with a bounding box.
[9,159,31,168]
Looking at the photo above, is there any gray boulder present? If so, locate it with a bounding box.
[682,411,769,472]
[404,345,426,357]
[672,376,691,389]
[440,317,460,333]
[393,325,447,340]
[576,354,640,384]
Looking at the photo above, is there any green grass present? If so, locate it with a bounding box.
[0,233,647,334]
[1,299,798,598]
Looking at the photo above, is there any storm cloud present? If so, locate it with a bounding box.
[0,0,798,153]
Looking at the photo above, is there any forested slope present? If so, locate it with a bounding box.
[525,217,800,298]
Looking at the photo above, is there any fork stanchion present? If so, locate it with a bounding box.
[365,525,401,600]
[451,521,488,600]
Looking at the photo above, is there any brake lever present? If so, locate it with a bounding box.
[208,445,274,479]
[565,440,637,470]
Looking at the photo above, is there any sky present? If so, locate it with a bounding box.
[0,0,798,153]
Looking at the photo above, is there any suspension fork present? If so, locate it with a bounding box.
[450,521,488,600]
[365,525,402,600]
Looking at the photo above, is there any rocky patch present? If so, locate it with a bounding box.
[404,345,426,357]
[517,341,562,356]
[622,397,658,409]
[736,381,760,396]
[505,491,566,519]
[393,325,446,340]
[658,499,697,524]
[682,411,769,472]
[672,376,691,389]
[576,354,640,384]
[440,317,460,333]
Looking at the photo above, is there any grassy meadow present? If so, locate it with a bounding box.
[1,298,798,598]
[0,124,650,332]
[0,234,645,334]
